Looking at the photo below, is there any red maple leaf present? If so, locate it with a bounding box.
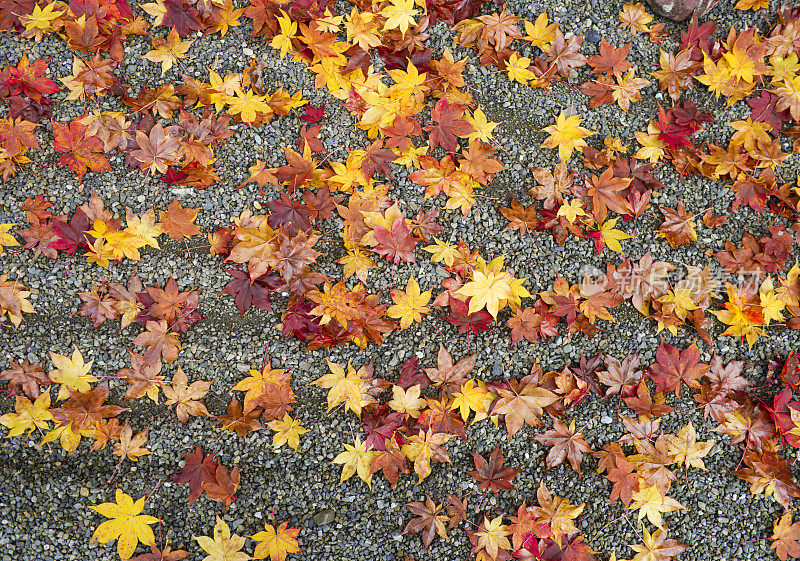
[3,54,61,102]
[52,121,110,180]
[424,98,473,152]
[373,216,418,265]
[171,444,219,504]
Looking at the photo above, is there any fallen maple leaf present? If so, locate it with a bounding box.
[159,199,201,240]
[541,111,594,161]
[467,446,519,493]
[194,516,250,561]
[172,444,219,504]
[403,496,449,550]
[251,521,301,561]
[52,120,110,180]
[89,490,159,560]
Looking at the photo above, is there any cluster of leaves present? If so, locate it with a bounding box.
[88,496,300,561]
[0,54,60,179]
[5,191,200,266]
[1,0,800,559]
[317,340,785,560]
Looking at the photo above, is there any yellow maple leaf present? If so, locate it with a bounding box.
[476,516,512,560]
[89,490,159,560]
[194,516,250,561]
[226,88,271,124]
[557,199,587,224]
[0,223,19,254]
[634,123,666,163]
[598,218,633,253]
[759,278,785,325]
[112,424,151,462]
[401,428,452,482]
[21,2,63,40]
[667,421,713,470]
[541,111,594,161]
[465,107,497,143]
[710,282,765,348]
[523,12,557,48]
[387,276,431,329]
[142,29,194,75]
[270,11,297,59]
[231,364,292,413]
[451,379,491,422]
[333,435,377,486]
[211,0,244,37]
[124,209,164,249]
[735,0,768,8]
[0,393,52,437]
[456,269,511,318]
[388,384,427,418]
[251,521,301,561]
[506,52,535,86]
[49,348,98,401]
[312,360,372,417]
[618,2,652,35]
[628,485,684,528]
[267,413,308,452]
[380,0,418,35]
[339,244,378,283]
[612,69,649,112]
[423,237,459,267]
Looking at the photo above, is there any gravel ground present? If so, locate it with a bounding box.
[1,0,799,560]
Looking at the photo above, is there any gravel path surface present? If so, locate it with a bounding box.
[1,0,799,560]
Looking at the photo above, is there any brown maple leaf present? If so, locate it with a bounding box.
[598,353,643,397]
[467,446,520,493]
[423,344,476,396]
[0,359,49,398]
[623,380,674,419]
[772,512,800,561]
[77,286,117,328]
[51,381,126,432]
[735,450,800,508]
[202,464,239,507]
[587,39,631,76]
[605,456,638,507]
[648,340,708,398]
[403,496,449,550]
[534,418,592,474]
[131,124,181,175]
[586,168,633,224]
[416,396,466,440]
[214,397,262,437]
[145,277,200,332]
[546,29,587,76]
[130,543,190,561]
[162,367,211,423]
[500,199,539,234]
[132,320,181,363]
[369,437,409,489]
[492,374,559,437]
[116,350,164,401]
[506,302,559,345]
[658,202,697,247]
[529,162,573,210]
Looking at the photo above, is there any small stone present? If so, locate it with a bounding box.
[601,415,613,425]
[313,508,335,526]
[79,487,89,497]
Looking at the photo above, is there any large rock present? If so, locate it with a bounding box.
[646,0,718,21]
